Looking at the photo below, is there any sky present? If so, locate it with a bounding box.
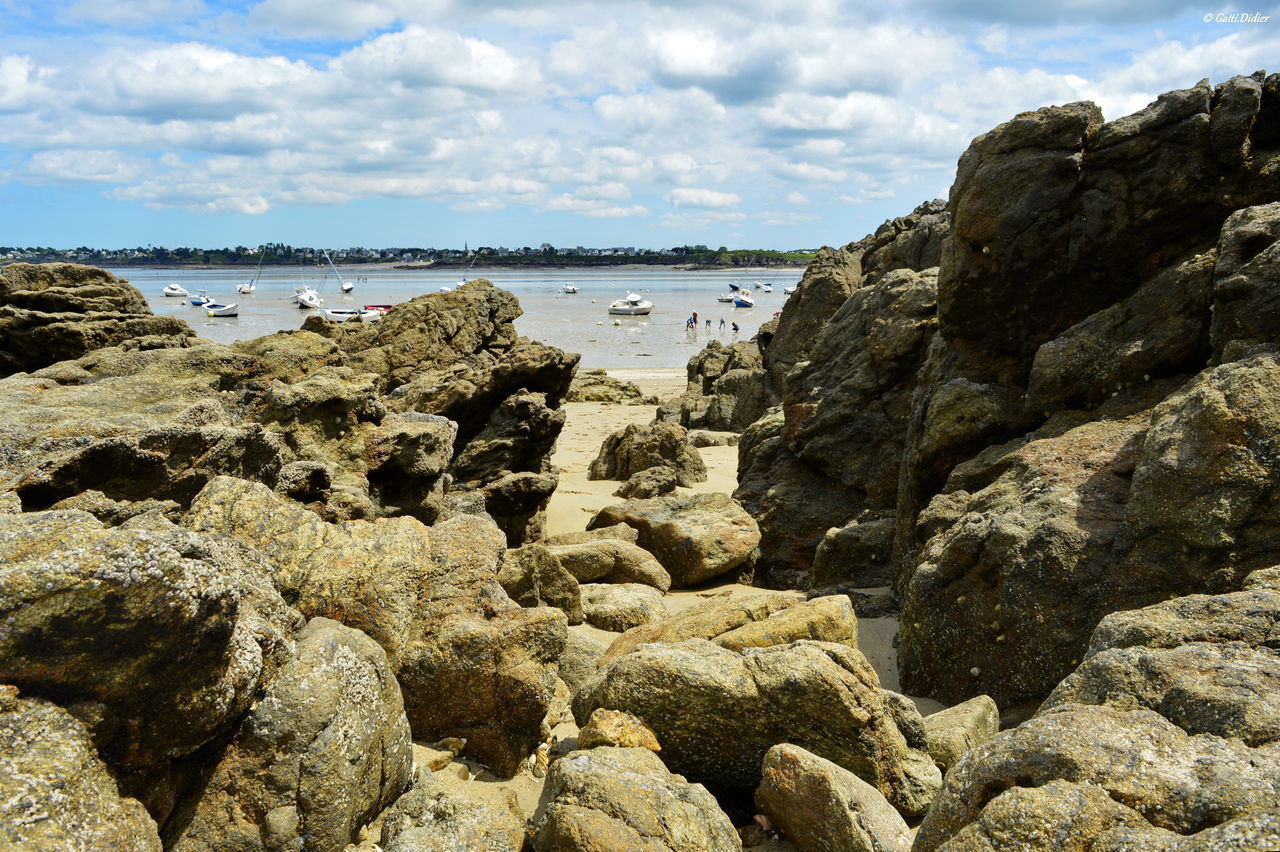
[0,0,1277,251]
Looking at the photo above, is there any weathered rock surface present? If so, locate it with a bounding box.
[756,743,912,852]
[0,263,197,377]
[577,707,661,752]
[688,429,739,447]
[579,583,666,633]
[559,631,608,695]
[168,617,413,852]
[1211,201,1280,361]
[587,422,706,486]
[574,639,940,814]
[533,746,741,852]
[612,464,679,499]
[923,695,1000,772]
[379,764,528,852]
[565,368,652,404]
[588,492,759,588]
[546,538,671,592]
[914,703,1280,851]
[0,687,162,850]
[187,476,566,776]
[499,543,584,625]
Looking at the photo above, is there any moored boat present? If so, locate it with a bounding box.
[205,302,238,317]
[716,293,736,303]
[190,290,212,306]
[733,293,755,308]
[163,283,189,297]
[562,282,579,294]
[607,292,654,316]
[322,307,376,322]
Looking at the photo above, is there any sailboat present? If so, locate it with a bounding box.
[449,251,480,291]
[237,248,265,294]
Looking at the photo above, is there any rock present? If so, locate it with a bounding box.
[1210,201,1280,360]
[559,631,608,695]
[1091,809,1280,852]
[587,422,707,486]
[688,430,739,447]
[756,743,912,852]
[577,708,661,752]
[810,516,897,590]
[686,338,765,396]
[0,690,161,850]
[923,695,1000,771]
[0,263,196,376]
[187,476,566,776]
[0,509,295,774]
[545,523,639,546]
[50,488,182,526]
[379,764,527,852]
[574,639,940,814]
[913,703,1280,851]
[546,538,671,592]
[580,583,667,632]
[588,492,760,588]
[500,543,584,625]
[566,368,650,403]
[612,465,679,499]
[533,746,741,851]
[168,618,413,852]
[1087,585,1280,652]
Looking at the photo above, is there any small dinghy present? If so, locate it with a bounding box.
[562,282,579,294]
[163,283,189,297]
[190,290,212,307]
[205,302,238,317]
[322,307,379,322]
[716,293,736,303]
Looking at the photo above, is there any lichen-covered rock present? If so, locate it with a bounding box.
[1210,201,1280,361]
[545,523,639,546]
[0,688,161,851]
[756,743,911,852]
[810,516,897,590]
[533,746,741,852]
[379,764,528,852]
[688,430,739,447]
[559,631,608,695]
[923,695,1000,772]
[187,476,566,776]
[565,368,650,404]
[577,708,661,752]
[546,538,671,592]
[0,509,295,773]
[579,583,667,632]
[574,640,940,814]
[588,492,759,588]
[612,465,679,499]
[587,422,707,486]
[169,618,413,852]
[913,703,1280,851]
[499,543,584,625]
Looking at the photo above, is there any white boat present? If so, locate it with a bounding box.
[323,307,377,322]
[562,282,579,294]
[733,293,755,308]
[205,302,238,317]
[236,281,256,294]
[297,289,323,309]
[783,285,797,295]
[190,290,212,306]
[163,283,189,297]
[341,280,354,293]
[762,283,773,293]
[439,285,453,292]
[753,280,763,290]
[238,248,265,294]
[607,292,654,316]
[716,293,736,303]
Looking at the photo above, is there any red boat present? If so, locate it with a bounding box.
[363,304,394,314]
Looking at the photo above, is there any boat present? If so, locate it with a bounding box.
[363,304,394,316]
[163,283,189,297]
[753,280,763,290]
[733,293,755,308]
[716,293,736,303]
[237,248,265,294]
[438,285,453,292]
[190,290,212,307]
[236,280,256,294]
[762,283,773,293]
[562,283,579,294]
[322,307,378,322]
[607,292,654,316]
[205,302,238,317]
[296,289,323,309]
[341,280,354,293]
[456,251,479,289]
[783,285,797,295]
[728,281,742,291]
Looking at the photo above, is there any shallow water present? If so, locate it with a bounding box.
[115,265,798,368]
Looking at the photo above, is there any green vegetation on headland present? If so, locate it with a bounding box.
[1,242,816,269]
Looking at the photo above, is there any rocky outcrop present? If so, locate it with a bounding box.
[612,465,679,498]
[588,492,760,588]
[0,263,196,377]
[168,617,413,851]
[565,368,653,403]
[533,746,741,852]
[756,743,912,852]
[656,339,771,432]
[499,543,584,625]
[378,763,528,852]
[187,476,566,776]
[587,422,707,486]
[0,687,162,850]
[574,639,940,814]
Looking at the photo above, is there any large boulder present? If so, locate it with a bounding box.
[579,583,667,632]
[756,743,912,852]
[923,695,1000,772]
[533,746,741,852]
[187,476,567,776]
[573,639,940,815]
[546,538,671,592]
[0,262,196,377]
[587,422,707,486]
[612,465,679,499]
[0,687,161,850]
[914,703,1280,851]
[1211,201,1280,360]
[588,492,760,588]
[168,618,413,851]
[499,543,584,625]
[565,368,651,403]
[378,764,528,852]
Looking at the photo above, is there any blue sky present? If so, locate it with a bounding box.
[0,0,1276,251]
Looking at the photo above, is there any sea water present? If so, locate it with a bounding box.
[114,265,800,369]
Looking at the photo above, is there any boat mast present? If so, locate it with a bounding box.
[321,249,343,293]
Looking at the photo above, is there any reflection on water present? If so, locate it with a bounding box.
[115,265,800,368]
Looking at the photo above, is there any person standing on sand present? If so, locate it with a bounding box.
[719,317,725,331]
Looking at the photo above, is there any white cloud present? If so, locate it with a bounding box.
[785,191,809,205]
[27,149,144,183]
[66,0,205,24]
[332,25,540,94]
[0,55,47,112]
[665,187,741,209]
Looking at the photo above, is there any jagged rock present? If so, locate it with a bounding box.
[168,618,413,852]
[379,764,528,852]
[574,639,940,814]
[810,516,896,590]
[0,262,196,377]
[499,543,584,625]
[1090,809,1280,851]
[612,465,679,499]
[756,743,912,852]
[577,708,661,752]
[686,338,765,396]
[688,430,739,447]
[1211,201,1280,361]
[0,688,161,850]
[533,747,741,852]
[50,489,182,526]
[566,368,650,403]
[580,583,667,632]
[187,476,566,776]
[587,422,706,485]
[0,509,295,774]
[923,695,1000,772]
[914,703,1280,851]
[588,492,759,588]
[546,539,671,592]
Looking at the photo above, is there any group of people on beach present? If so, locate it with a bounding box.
[687,310,737,334]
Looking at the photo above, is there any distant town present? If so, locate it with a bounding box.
[1,242,817,269]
